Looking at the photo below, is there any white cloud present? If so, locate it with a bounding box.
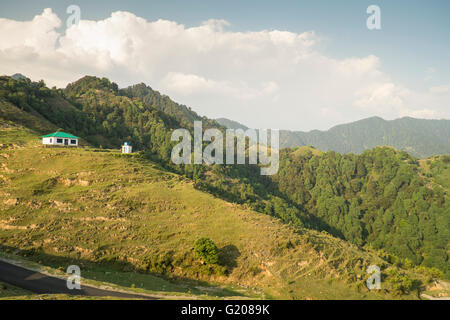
[429,85,450,94]
[354,83,410,111]
[406,108,439,118]
[161,72,280,101]
[0,9,448,130]
[0,8,61,52]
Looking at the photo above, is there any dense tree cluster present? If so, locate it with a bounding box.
[273,147,449,277]
[194,237,219,265]
[64,77,181,160]
[0,76,94,137]
[120,83,218,130]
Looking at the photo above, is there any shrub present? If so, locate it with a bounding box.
[403,258,414,269]
[414,266,443,279]
[248,265,261,276]
[194,237,219,265]
[386,268,413,295]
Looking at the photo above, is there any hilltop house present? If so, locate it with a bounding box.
[122,142,132,154]
[42,132,79,147]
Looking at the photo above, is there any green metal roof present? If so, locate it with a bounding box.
[41,132,79,139]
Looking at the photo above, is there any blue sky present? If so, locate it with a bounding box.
[0,0,449,130]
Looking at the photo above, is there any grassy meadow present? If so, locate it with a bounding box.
[0,122,444,300]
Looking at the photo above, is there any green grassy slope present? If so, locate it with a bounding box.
[0,281,33,299]
[0,99,58,136]
[0,124,437,300]
[1,75,447,299]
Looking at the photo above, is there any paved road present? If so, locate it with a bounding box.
[421,294,450,300]
[0,260,154,299]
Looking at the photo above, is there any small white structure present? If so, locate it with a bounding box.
[122,142,133,154]
[42,132,79,147]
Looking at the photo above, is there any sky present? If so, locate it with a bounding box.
[0,0,449,131]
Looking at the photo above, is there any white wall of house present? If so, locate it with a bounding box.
[42,137,78,146]
[42,137,54,145]
[122,145,132,153]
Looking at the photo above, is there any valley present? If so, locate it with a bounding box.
[0,75,448,300]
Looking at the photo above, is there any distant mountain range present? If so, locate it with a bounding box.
[215,118,249,131]
[10,73,27,81]
[216,116,450,158]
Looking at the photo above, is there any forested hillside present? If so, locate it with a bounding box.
[0,75,448,280]
[0,75,180,162]
[216,118,250,131]
[120,83,218,130]
[273,147,449,277]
